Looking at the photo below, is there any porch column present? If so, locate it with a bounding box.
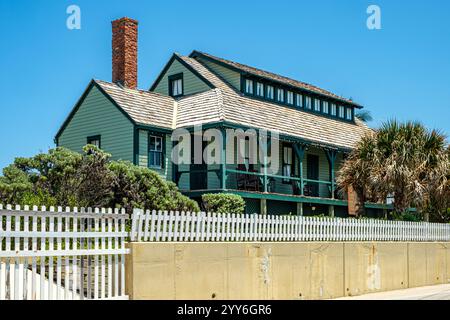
[328,205,335,218]
[261,199,267,215]
[221,128,227,190]
[297,202,304,216]
[293,144,306,196]
[325,149,338,199]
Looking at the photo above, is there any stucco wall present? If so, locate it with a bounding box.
[125,242,450,300]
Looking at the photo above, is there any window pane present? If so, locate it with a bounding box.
[283,147,292,165]
[331,104,337,116]
[171,78,183,96]
[323,101,329,114]
[314,99,321,112]
[305,97,312,109]
[296,94,303,107]
[346,107,353,120]
[266,85,274,99]
[256,82,264,97]
[339,106,345,118]
[150,136,163,152]
[277,89,284,102]
[287,91,294,104]
[245,79,254,94]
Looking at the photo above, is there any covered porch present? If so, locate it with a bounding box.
[174,127,350,212]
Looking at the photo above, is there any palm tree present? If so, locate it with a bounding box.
[355,110,373,123]
[337,120,449,220]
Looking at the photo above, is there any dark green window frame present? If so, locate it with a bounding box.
[87,135,101,148]
[148,133,165,169]
[240,75,356,124]
[168,73,184,97]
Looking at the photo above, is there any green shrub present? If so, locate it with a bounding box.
[0,145,199,213]
[202,193,245,214]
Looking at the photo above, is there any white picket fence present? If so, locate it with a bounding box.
[0,205,129,300]
[130,210,450,243]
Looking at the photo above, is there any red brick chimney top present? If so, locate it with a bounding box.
[112,17,138,89]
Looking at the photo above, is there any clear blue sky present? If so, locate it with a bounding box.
[1,0,450,171]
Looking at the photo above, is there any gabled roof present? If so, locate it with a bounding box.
[95,80,175,130]
[57,52,372,150]
[179,55,371,150]
[190,50,362,108]
[149,53,215,91]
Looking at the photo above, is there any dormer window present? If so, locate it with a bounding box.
[245,79,254,94]
[169,73,183,97]
[287,91,294,105]
[277,88,285,102]
[256,82,264,97]
[346,107,353,120]
[331,103,337,116]
[314,99,321,112]
[296,94,303,108]
[266,85,274,100]
[338,106,345,118]
[305,97,312,110]
[323,101,329,114]
[240,76,357,123]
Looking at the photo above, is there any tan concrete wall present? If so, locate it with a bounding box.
[126,242,450,300]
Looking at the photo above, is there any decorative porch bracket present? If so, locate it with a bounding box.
[293,144,306,196]
[325,149,338,199]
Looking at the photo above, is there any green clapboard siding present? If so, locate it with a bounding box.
[153,59,211,96]
[137,129,172,181]
[58,86,134,162]
[197,58,241,91]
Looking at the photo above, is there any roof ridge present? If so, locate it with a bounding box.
[214,88,225,121]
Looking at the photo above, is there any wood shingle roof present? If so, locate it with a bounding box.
[93,52,373,150]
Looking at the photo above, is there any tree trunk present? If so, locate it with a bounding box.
[347,185,365,217]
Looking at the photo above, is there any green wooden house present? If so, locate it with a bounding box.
[56,17,388,216]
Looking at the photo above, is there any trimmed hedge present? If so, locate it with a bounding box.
[202,193,245,214]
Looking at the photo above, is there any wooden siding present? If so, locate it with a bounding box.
[58,86,133,161]
[153,59,211,96]
[137,129,172,181]
[138,130,148,167]
[197,58,241,91]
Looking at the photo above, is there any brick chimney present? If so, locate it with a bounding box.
[112,17,138,89]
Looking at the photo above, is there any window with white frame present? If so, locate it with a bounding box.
[338,106,345,118]
[282,145,293,183]
[331,103,337,116]
[245,79,254,94]
[277,88,285,102]
[256,82,264,97]
[296,94,303,107]
[149,135,163,168]
[322,101,329,114]
[287,91,294,105]
[314,99,321,112]
[305,96,312,109]
[346,107,353,120]
[266,85,274,99]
